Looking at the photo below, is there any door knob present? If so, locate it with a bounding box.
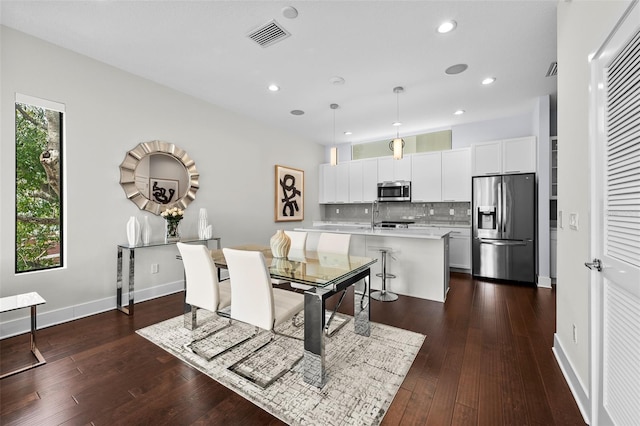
[584,258,602,272]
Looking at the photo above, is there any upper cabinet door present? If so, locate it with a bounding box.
[377,157,394,182]
[335,162,350,203]
[378,156,412,182]
[411,152,442,202]
[472,141,502,175]
[362,158,378,202]
[319,163,336,204]
[502,136,537,174]
[349,160,364,203]
[442,148,471,201]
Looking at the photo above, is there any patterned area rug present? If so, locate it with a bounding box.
[137,310,425,426]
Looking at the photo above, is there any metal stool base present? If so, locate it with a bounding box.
[371,290,398,302]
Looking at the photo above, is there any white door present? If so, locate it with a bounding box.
[589,2,640,424]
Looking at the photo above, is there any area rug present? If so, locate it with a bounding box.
[137,310,425,426]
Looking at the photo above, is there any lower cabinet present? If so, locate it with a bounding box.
[438,227,471,270]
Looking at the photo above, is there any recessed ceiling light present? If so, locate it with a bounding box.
[454,109,465,115]
[344,131,352,135]
[290,110,305,115]
[268,84,280,92]
[445,64,468,75]
[392,121,402,127]
[282,6,298,19]
[482,77,496,85]
[437,20,457,34]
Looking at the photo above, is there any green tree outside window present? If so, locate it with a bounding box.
[15,102,63,273]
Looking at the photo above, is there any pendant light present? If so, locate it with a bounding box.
[389,86,405,160]
[330,103,339,166]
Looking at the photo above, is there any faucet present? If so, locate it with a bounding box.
[371,199,379,230]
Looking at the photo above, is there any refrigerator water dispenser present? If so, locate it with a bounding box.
[477,206,497,230]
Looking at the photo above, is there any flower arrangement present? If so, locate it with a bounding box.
[161,207,184,242]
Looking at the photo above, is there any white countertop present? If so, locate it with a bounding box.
[296,225,450,239]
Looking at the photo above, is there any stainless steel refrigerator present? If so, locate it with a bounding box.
[472,173,536,283]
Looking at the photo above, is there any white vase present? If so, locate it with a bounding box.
[126,217,140,247]
[270,229,291,258]
[141,216,151,245]
[198,208,209,240]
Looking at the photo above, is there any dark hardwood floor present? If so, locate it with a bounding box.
[1,273,585,425]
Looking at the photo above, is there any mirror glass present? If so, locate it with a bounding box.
[119,141,199,215]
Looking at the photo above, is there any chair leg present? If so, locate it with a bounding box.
[184,306,198,330]
[185,320,256,361]
[227,330,303,389]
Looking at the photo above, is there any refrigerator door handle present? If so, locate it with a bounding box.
[478,239,529,247]
[497,181,503,236]
[501,181,507,233]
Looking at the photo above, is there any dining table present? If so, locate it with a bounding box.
[210,244,377,388]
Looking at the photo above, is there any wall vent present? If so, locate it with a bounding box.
[247,20,291,48]
[546,61,558,77]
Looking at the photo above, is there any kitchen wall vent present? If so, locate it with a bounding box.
[247,20,291,48]
[546,61,558,77]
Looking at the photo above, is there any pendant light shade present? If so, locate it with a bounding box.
[330,103,339,166]
[391,137,404,160]
[389,86,405,160]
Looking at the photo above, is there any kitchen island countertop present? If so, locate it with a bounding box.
[295,225,449,239]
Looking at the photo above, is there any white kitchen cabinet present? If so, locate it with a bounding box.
[550,228,557,279]
[318,163,335,204]
[411,152,442,202]
[472,136,537,176]
[349,158,378,203]
[442,148,471,201]
[362,158,378,202]
[335,162,349,203]
[439,227,471,270]
[378,156,411,182]
[472,141,502,175]
[502,136,537,174]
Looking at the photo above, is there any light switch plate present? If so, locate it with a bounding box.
[429,209,434,215]
[569,213,578,230]
[558,210,563,229]
[449,209,455,216]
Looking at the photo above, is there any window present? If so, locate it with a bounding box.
[15,94,64,273]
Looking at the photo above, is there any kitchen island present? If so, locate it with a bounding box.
[295,224,450,302]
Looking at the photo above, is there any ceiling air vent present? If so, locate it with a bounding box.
[546,61,558,77]
[247,20,291,48]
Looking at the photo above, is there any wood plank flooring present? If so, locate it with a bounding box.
[0,273,586,425]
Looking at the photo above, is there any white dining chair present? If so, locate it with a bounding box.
[177,242,234,359]
[223,248,305,388]
[271,230,308,288]
[177,242,231,329]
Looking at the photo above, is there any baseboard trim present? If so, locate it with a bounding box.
[0,280,184,340]
[552,333,591,425]
[537,275,552,288]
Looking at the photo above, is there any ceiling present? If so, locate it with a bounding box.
[0,0,558,146]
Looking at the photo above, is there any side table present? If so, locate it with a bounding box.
[0,292,46,379]
[117,237,221,315]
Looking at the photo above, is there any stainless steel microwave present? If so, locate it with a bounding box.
[377,181,411,202]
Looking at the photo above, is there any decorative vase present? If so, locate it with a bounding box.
[198,208,209,240]
[165,219,181,243]
[141,216,151,245]
[126,217,140,247]
[270,229,291,258]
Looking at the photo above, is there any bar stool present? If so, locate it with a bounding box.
[371,247,398,302]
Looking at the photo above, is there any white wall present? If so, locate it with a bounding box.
[555,0,632,419]
[0,27,323,336]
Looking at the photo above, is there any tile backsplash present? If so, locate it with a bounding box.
[322,202,471,226]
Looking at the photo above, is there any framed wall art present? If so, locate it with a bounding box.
[150,178,179,205]
[275,165,304,222]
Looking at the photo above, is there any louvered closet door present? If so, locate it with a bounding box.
[590,2,640,424]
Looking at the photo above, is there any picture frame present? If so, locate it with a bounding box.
[149,178,179,205]
[275,165,304,222]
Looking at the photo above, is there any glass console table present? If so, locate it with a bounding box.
[117,237,220,316]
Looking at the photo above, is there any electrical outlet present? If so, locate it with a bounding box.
[572,324,578,344]
[467,209,471,216]
[558,210,563,229]
[336,208,340,214]
[449,209,455,216]
[429,209,434,215]
[151,263,159,274]
[365,208,368,214]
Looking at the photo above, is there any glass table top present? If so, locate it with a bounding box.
[210,245,377,289]
[118,237,220,249]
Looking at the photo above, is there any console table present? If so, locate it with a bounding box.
[117,237,220,316]
[0,292,46,379]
